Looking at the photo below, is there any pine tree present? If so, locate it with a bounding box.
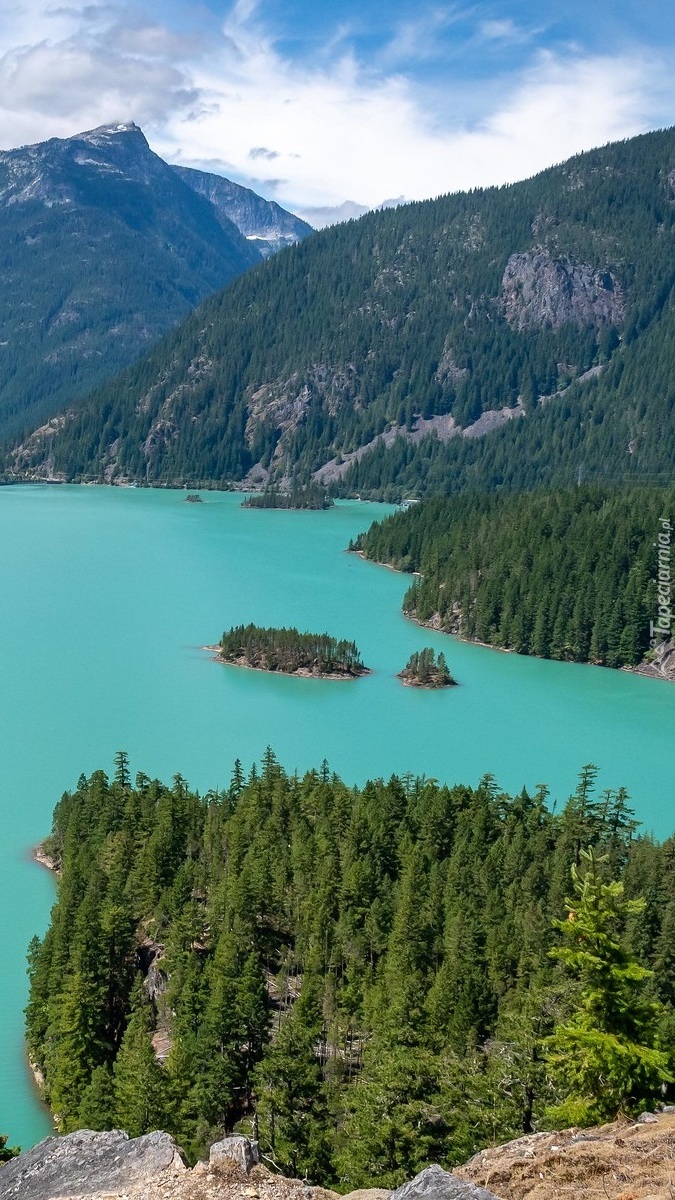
[0,1134,19,1162]
[254,993,330,1180]
[77,1064,116,1130]
[545,848,672,1125]
[113,979,170,1137]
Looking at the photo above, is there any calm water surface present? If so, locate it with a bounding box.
[2,485,675,1146]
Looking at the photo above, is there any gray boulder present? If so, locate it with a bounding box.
[209,1135,260,1173]
[390,1165,502,1200]
[0,1129,185,1199]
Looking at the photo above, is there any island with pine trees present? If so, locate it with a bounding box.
[212,623,368,678]
[242,482,333,510]
[398,647,456,687]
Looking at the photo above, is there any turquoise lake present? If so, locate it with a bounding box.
[2,484,675,1147]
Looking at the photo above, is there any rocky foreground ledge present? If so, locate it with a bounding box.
[3,1116,675,1200]
[0,1133,497,1200]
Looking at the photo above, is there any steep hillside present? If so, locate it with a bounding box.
[173,166,312,258]
[11,126,675,490]
[0,123,260,440]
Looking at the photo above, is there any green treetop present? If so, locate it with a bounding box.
[545,847,672,1126]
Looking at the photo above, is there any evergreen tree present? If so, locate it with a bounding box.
[77,1065,116,1130]
[545,849,672,1125]
[0,1135,19,1163]
[113,980,170,1137]
[254,994,331,1180]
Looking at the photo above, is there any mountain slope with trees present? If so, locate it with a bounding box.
[11,126,675,491]
[0,123,307,442]
[25,753,675,1184]
[354,485,675,669]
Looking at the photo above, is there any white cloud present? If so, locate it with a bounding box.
[0,0,669,214]
[158,30,664,210]
[478,17,535,44]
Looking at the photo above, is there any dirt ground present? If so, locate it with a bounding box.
[456,1111,675,1200]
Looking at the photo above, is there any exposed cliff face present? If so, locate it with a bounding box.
[501,250,624,331]
[173,166,313,257]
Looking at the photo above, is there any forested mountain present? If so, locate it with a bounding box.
[0,123,303,442]
[11,126,675,491]
[173,167,312,258]
[26,754,675,1181]
[354,485,675,669]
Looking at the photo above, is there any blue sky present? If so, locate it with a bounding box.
[0,0,673,221]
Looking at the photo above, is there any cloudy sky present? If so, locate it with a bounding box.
[0,0,674,222]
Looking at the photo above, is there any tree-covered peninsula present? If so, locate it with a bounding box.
[354,484,675,671]
[25,755,675,1182]
[215,624,367,677]
[398,647,456,687]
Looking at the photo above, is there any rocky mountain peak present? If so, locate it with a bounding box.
[173,165,313,257]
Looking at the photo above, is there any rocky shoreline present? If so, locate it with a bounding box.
[204,646,369,681]
[32,844,58,874]
[631,638,675,683]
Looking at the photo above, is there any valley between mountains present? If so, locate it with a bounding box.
[2,109,675,1200]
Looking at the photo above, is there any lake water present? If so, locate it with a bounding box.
[2,484,675,1148]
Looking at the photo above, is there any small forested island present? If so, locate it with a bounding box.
[215,623,367,677]
[25,755,675,1181]
[185,493,203,504]
[242,481,333,510]
[399,647,456,687]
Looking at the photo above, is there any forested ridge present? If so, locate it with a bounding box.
[25,754,675,1183]
[354,485,675,668]
[11,126,675,493]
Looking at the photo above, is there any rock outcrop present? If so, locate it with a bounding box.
[636,637,675,682]
[501,249,624,331]
[0,1132,337,1200]
[6,1115,675,1200]
[209,1136,259,1173]
[0,1129,185,1199]
[390,1165,500,1200]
